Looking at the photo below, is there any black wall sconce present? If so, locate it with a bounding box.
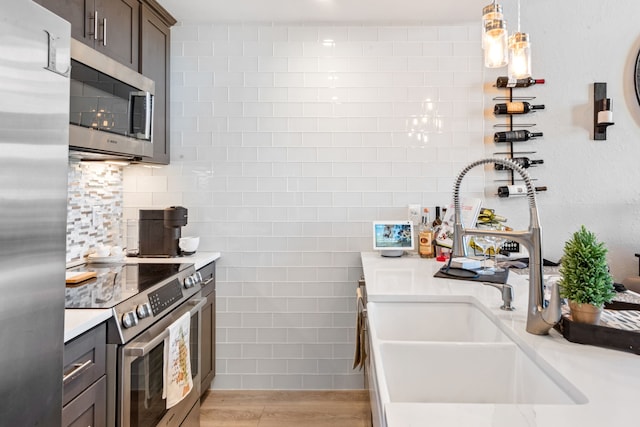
[594,82,614,140]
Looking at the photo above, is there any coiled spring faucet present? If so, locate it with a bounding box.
[451,158,561,335]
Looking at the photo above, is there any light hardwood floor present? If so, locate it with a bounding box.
[200,390,371,427]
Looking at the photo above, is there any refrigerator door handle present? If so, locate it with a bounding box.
[44,30,70,77]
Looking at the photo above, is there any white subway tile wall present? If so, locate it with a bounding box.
[123,23,485,390]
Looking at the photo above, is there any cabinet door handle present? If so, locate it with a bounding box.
[62,359,93,385]
[93,11,98,40]
[88,10,98,40]
[101,18,107,46]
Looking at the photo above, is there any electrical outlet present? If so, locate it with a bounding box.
[407,204,421,224]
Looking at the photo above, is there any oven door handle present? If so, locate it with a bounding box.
[125,297,206,358]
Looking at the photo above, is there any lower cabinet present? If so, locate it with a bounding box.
[62,323,107,427]
[198,261,216,396]
[62,376,107,427]
[358,278,374,427]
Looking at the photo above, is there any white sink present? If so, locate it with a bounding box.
[368,301,509,342]
[367,300,587,408]
[378,341,585,404]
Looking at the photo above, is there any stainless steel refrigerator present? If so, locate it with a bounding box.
[0,1,70,425]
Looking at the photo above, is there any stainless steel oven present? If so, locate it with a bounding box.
[120,296,204,427]
[65,262,205,427]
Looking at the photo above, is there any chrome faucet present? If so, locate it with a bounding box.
[451,158,561,335]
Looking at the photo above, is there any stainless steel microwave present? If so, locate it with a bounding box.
[69,39,154,160]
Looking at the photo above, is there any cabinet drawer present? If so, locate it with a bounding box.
[63,323,106,406]
[62,375,107,427]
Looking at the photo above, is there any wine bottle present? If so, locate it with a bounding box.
[494,102,545,115]
[496,76,545,88]
[497,185,547,198]
[494,157,544,170]
[494,130,543,142]
[432,206,442,228]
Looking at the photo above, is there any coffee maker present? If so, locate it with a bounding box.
[138,206,188,257]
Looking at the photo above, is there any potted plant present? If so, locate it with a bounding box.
[558,225,616,324]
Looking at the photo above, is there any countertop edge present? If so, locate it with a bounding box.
[64,309,113,343]
[361,251,640,427]
[64,251,221,342]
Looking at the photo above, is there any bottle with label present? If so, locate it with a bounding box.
[497,185,547,198]
[493,130,543,142]
[496,76,545,88]
[418,209,434,258]
[494,102,545,115]
[494,157,544,170]
[432,206,442,228]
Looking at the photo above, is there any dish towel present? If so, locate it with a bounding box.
[352,287,367,370]
[163,312,193,409]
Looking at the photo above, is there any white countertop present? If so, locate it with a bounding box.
[361,251,639,427]
[64,251,221,343]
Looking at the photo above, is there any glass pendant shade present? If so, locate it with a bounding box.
[482,3,503,49]
[508,32,531,79]
[484,19,508,68]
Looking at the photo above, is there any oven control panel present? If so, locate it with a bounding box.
[110,264,199,342]
[148,278,184,316]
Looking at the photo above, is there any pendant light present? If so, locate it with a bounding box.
[482,2,508,68]
[508,0,531,78]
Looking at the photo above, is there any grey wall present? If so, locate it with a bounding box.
[124,22,484,389]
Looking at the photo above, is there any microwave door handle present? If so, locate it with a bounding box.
[127,92,135,136]
[125,297,206,358]
[145,92,152,140]
[128,91,153,139]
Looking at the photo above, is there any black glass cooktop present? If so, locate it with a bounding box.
[65,263,191,309]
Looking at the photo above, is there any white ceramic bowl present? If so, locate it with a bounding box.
[179,236,200,254]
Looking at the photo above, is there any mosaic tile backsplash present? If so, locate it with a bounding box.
[67,160,124,263]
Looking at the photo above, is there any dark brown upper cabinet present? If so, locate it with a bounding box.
[35,0,140,70]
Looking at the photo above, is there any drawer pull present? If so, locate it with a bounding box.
[63,359,93,385]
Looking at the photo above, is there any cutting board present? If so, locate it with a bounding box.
[65,271,97,284]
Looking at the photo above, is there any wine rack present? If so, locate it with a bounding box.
[492,80,546,195]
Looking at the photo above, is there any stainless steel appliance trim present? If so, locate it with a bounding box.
[128,91,154,140]
[69,38,155,159]
[120,294,203,427]
[125,298,206,357]
[71,39,154,93]
[0,2,69,425]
